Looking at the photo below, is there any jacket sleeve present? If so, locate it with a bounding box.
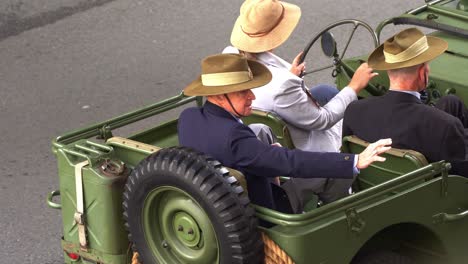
[273,76,357,131]
[228,124,354,179]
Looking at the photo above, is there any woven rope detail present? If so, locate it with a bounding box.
[262,233,295,264]
[132,252,141,264]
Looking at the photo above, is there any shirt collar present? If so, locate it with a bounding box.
[256,51,291,69]
[389,89,421,100]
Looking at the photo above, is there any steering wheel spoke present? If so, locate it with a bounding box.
[300,19,378,80]
[339,24,360,61]
[302,64,335,76]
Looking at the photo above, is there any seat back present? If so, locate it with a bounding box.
[341,135,429,190]
[242,109,295,149]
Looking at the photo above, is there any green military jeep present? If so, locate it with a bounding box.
[48,1,468,263]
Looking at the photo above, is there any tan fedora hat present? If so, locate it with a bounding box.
[230,0,301,53]
[184,53,272,96]
[368,27,448,70]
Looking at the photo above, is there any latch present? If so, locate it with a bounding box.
[346,208,366,234]
[97,125,113,141]
[441,162,451,197]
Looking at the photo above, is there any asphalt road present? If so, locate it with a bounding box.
[0,0,420,263]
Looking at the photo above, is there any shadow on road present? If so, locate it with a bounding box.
[0,0,116,41]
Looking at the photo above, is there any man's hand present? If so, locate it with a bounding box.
[348,63,378,93]
[290,52,306,77]
[357,138,392,169]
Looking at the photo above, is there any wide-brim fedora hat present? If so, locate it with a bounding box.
[184,53,272,96]
[230,0,301,53]
[368,27,448,70]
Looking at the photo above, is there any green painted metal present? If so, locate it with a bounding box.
[341,136,428,190]
[143,186,219,264]
[254,163,444,226]
[52,93,197,149]
[242,109,296,148]
[55,140,132,263]
[257,168,468,263]
[129,119,179,147]
[47,190,62,209]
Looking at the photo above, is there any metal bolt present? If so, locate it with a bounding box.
[427,13,439,20]
[162,241,169,248]
[188,228,194,235]
[178,225,184,232]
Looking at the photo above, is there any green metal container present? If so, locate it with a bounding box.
[55,140,131,263]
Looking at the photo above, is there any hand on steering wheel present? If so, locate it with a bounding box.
[290,52,306,77]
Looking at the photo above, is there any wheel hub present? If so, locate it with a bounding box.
[173,212,201,247]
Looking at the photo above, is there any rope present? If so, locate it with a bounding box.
[131,233,294,264]
[132,252,140,264]
[262,232,295,264]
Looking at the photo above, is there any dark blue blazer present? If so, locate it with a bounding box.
[343,91,465,162]
[178,101,354,209]
[343,91,467,176]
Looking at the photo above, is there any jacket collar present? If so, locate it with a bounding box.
[385,90,423,104]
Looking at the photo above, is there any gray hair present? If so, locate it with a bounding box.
[387,63,424,79]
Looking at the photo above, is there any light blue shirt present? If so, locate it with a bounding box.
[389,89,421,100]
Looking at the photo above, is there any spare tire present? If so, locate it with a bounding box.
[123,147,263,264]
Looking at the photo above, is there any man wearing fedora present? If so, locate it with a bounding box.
[178,53,392,212]
[225,0,377,153]
[343,28,468,176]
[223,0,378,207]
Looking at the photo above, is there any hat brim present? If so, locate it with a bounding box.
[230,2,301,53]
[183,60,272,96]
[368,36,448,70]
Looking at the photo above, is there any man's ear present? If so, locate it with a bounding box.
[418,63,428,89]
[416,64,424,80]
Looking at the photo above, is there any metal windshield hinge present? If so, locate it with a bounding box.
[441,162,451,197]
[346,208,366,234]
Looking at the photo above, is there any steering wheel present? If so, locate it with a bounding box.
[298,19,381,94]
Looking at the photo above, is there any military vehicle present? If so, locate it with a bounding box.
[47,0,468,263]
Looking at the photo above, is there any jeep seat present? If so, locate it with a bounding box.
[341,135,429,191]
[242,109,296,149]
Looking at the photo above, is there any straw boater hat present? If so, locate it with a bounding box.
[368,27,448,70]
[230,0,301,53]
[184,53,272,96]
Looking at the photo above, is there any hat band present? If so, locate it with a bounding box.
[201,70,253,86]
[240,4,285,38]
[384,36,429,64]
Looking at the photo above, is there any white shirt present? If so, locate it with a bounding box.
[223,48,358,152]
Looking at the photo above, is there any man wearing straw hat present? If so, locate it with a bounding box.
[178,53,392,212]
[225,0,377,154]
[224,0,378,208]
[343,28,467,176]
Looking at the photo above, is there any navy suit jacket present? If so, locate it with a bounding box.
[178,101,354,209]
[343,91,467,176]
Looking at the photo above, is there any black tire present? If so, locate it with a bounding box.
[352,250,414,264]
[123,147,263,264]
